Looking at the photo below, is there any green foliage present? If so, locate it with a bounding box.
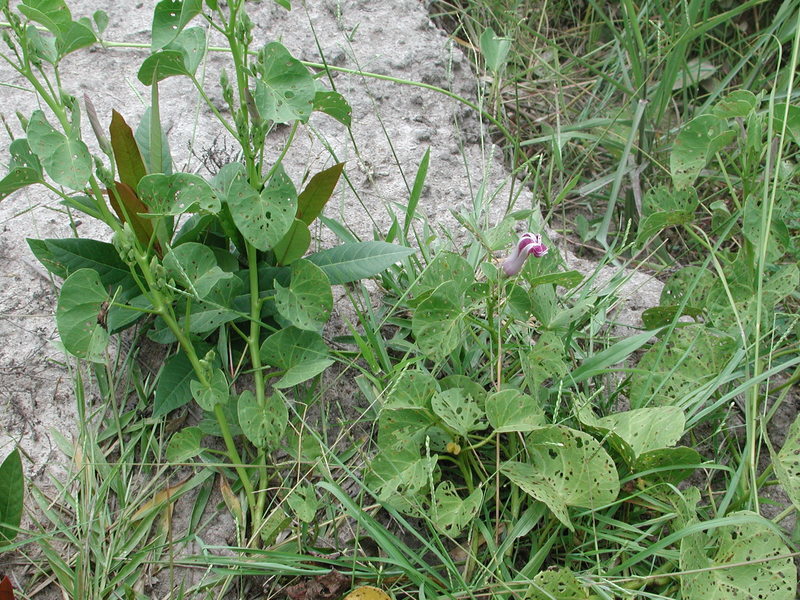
[0,449,23,544]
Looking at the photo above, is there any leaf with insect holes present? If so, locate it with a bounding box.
[138,173,221,215]
[527,568,600,600]
[680,512,796,600]
[409,251,474,302]
[594,406,685,458]
[286,484,319,523]
[0,448,23,544]
[431,388,486,437]
[411,281,466,361]
[252,42,316,124]
[259,327,333,388]
[0,141,42,200]
[313,90,352,126]
[237,390,287,449]
[190,368,229,411]
[670,114,736,189]
[138,28,206,83]
[227,166,296,251]
[150,0,202,50]
[630,326,736,409]
[367,447,436,516]
[56,268,110,362]
[166,427,203,463]
[501,426,619,530]
[163,243,232,299]
[772,413,800,513]
[486,389,546,433]
[274,259,332,332]
[427,481,482,537]
[713,90,757,119]
[26,110,91,190]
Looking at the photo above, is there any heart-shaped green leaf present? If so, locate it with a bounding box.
[190,368,229,411]
[428,481,482,537]
[274,259,332,331]
[486,389,546,433]
[237,390,288,449]
[501,426,620,530]
[56,268,110,362]
[163,242,232,299]
[411,281,466,361]
[431,388,486,436]
[259,327,333,388]
[227,167,296,251]
[27,110,91,190]
[680,512,796,600]
[166,427,203,463]
[138,172,220,215]
[252,42,315,124]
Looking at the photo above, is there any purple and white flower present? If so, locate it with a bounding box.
[502,232,548,276]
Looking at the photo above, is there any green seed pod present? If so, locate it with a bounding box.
[94,158,115,187]
[112,223,138,265]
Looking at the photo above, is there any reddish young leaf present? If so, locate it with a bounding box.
[107,181,158,254]
[0,575,15,600]
[110,110,148,190]
[296,162,344,226]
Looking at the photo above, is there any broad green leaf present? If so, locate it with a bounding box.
[252,42,315,124]
[306,242,415,285]
[480,27,511,73]
[110,110,147,191]
[190,368,229,411]
[56,20,95,57]
[274,259,332,331]
[56,268,110,362]
[93,10,108,34]
[428,481,482,537]
[135,107,172,175]
[0,166,42,201]
[431,388,486,436]
[377,407,441,452]
[501,426,619,530]
[237,390,287,449]
[137,50,191,84]
[486,389,546,433]
[273,218,311,266]
[26,110,91,190]
[742,194,792,263]
[773,103,800,146]
[670,114,736,189]
[25,24,58,63]
[630,326,736,408]
[680,512,795,600]
[9,138,43,174]
[526,270,584,289]
[19,0,71,34]
[227,167,296,251]
[636,210,695,246]
[163,242,232,299]
[153,350,195,417]
[151,0,201,50]
[26,238,134,289]
[410,251,474,301]
[286,484,319,523]
[138,172,220,215]
[634,446,701,484]
[383,369,437,410]
[520,331,567,388]
[637,185,698,246]
[367,448,436,516]
[411,281,466,361]
[594,406,685,457]
[712,90,757,119]
[773,413,800,512]
[660,265,716,307]
[641,305,703,329]
[296,162,344,225]
[259,327,333,388]
[170,26,205,74]
[527,568,599,600]
[312,91,352,127]
[0,448,24,544]
[166,427,203,463]
[106,294,150,334]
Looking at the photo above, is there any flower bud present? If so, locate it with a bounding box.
[502,232,548,276]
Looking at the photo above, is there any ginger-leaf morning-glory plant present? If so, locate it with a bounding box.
[0,0,412,540]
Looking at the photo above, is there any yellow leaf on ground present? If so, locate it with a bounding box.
[342,586,392,600]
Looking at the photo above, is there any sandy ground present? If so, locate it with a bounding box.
[0,0,679,596]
